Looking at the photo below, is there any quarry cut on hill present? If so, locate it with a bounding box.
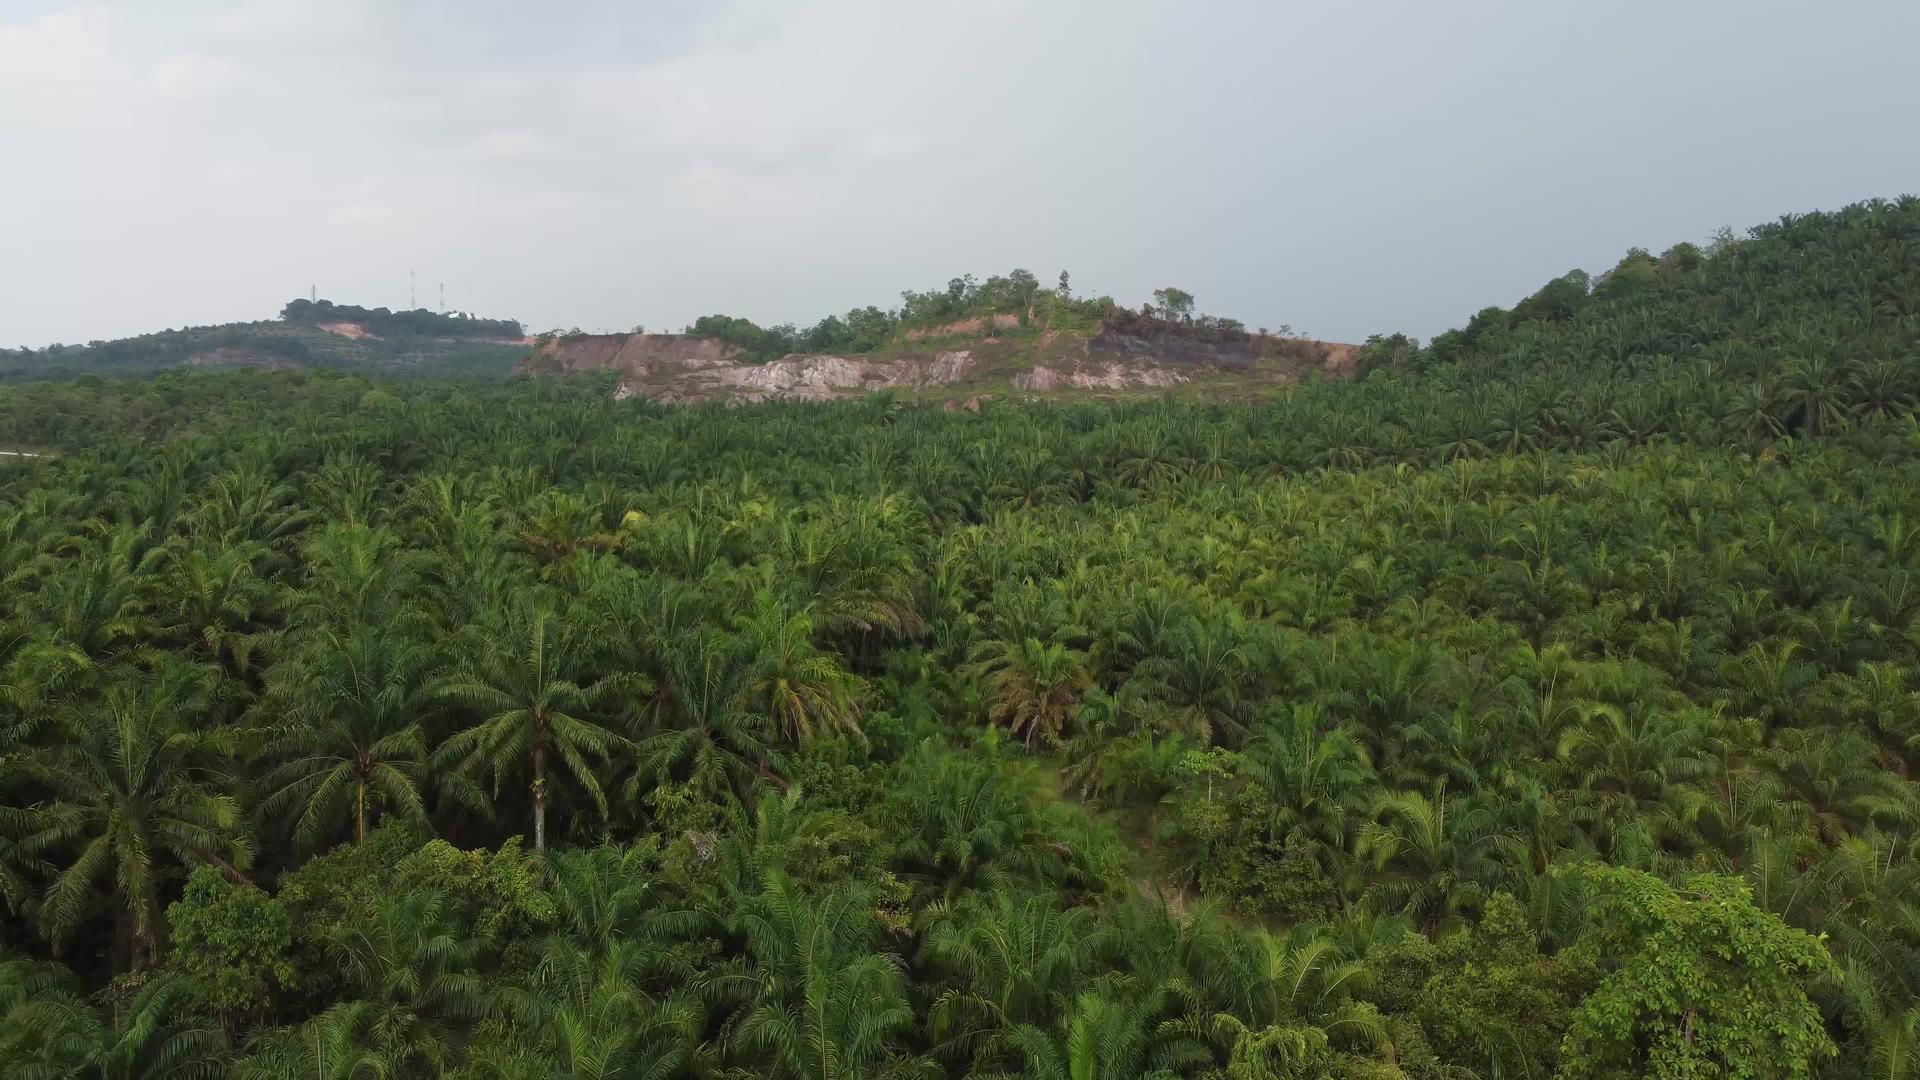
[514,318,1357,403]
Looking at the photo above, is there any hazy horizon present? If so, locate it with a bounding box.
[4,0,1917,350]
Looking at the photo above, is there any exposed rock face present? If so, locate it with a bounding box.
[685,350,978,401]
[515,323,1356,403]
[520,334,744,376]
[1086,313,1354,375]
[523,334,983,402]
[1089,322,1259,369]
[1013,361,1186,392]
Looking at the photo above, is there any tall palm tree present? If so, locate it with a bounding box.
[734,589,864,744]
[3,665,248,970]
[632,628,775,807]
[971,637,1091,748]
[437,603,640,853]
[257,624,437,851]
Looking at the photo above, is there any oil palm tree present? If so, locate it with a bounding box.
[257,624,437,851]
[494,937,705,1080]
[632,628,774,807]
[321,890,488,1073]
[923,892,1103,1067]
[1764,728,1918,844]
[437,602,640,853]
[231,1003,395,1080]
[991,990,1193,1080]
[3,665,248,970]
[734,589,864,744]
[971,637,1091,748]
[0,957,228,1080]
[1356,785,1510,927]
[717,873,930,1080]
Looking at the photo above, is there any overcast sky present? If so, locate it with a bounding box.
[3,0,1917,349]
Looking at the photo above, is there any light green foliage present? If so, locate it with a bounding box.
[165,867,293,1017]
[1560,867,1836,1079]
[393,838,556,949]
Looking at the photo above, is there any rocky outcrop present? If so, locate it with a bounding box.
[680,349,977,401]
[1089,319,1259,369]
[519,333,744,376]
[526,334,982,403]
[515,324,1356,403]
[1086,313,1355,375]
[1013,362,1186,392]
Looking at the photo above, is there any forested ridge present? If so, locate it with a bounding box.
[2,196,1919,1078]
[1,301,527,384]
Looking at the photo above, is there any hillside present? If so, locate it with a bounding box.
[515,316,1357,403]
[4,197,1920,1080]
[0,300,531,382]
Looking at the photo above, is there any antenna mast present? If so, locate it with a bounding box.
[410,270,416,309]
[439,282,445,313]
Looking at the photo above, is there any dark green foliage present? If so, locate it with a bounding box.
[2,196,1920,1078]
[686,312,802,362]
[0,321,528,383]
[280,298,523,339]
[676,266,1115,364]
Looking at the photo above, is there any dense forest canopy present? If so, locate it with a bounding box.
[2,196,1920,1078]
[279,298,525,341]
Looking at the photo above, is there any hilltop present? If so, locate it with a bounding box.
[514,273,1355,402]
[516,316,1356,404]
[0,299,532,382]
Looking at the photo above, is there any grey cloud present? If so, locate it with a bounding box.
[3,0,1918,348]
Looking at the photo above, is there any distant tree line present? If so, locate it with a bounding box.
[281,298,524,340]
[675,268,1122,361]
[668,269,1271,364]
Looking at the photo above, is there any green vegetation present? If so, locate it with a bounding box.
[279,298,523,340]
[2,300,527,383]
[2,196,1919,1078]
[684,267,1120,361]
